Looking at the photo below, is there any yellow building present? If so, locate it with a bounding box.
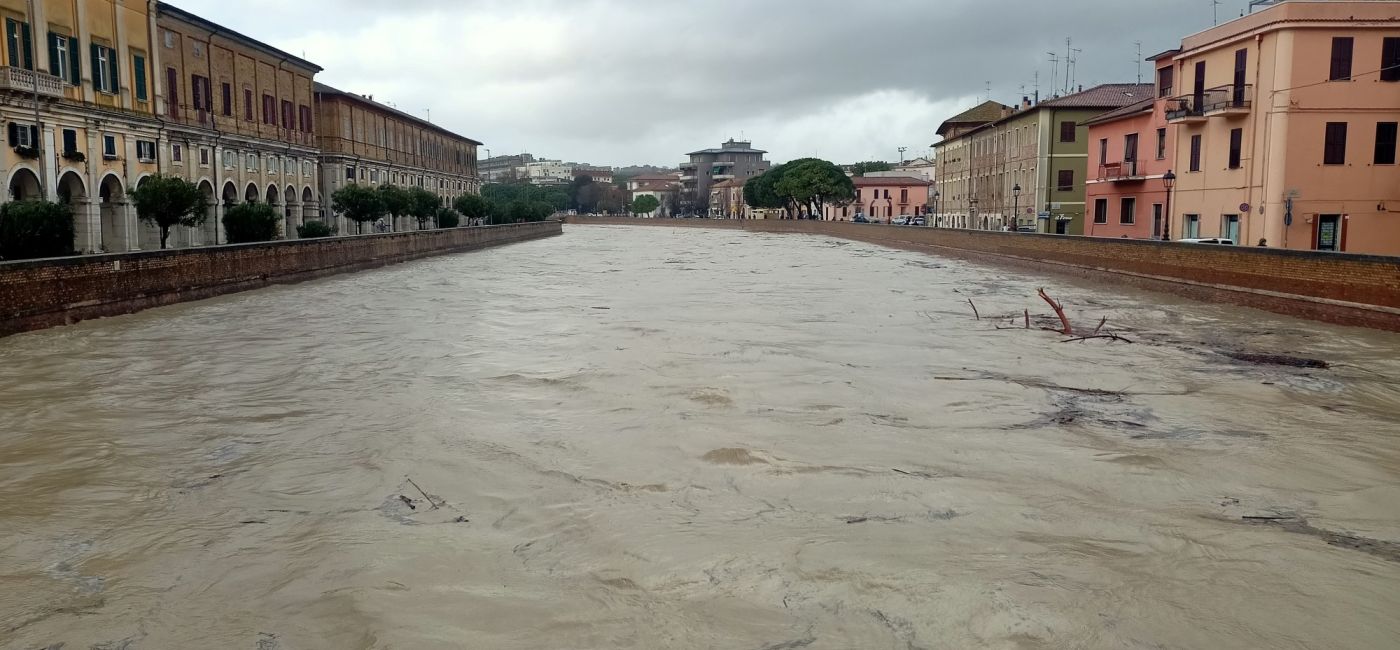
[153,2,321,245]
[315,83,481,233]
[1,0,160,253]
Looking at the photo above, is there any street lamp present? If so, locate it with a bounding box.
[1161,170,1176,241]
[932,190,941,227]
[1012,183,1022,231]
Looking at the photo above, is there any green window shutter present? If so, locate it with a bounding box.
[89,43,100,90]
[5,19,19,69]
[47,32,59,77]
[133,54,147,101]
[20,21,32,70]
[106,48,118,94]
[68,36,79,85]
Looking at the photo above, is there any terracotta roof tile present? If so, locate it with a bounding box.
[1037,83,1155,109]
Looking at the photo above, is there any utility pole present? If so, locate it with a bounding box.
[1070,47,1082,91]
[897,146,907,164]
[1213,0,1222,25]
[1047,53,1059,98]
[26,0,46,199]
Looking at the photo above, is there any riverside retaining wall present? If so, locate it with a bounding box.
[0,221,561,337]
[564,217,1400,331]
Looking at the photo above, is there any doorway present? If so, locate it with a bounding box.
[1316,215,1341,251]
[1152,204,1163,239]
[1222,214,1240,244]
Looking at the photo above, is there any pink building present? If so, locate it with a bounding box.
[825,177,932,221]
[1164,1,1400,253]
[1084,52,1180,239]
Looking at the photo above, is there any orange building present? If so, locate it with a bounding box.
[1084,51,1181,239]
[1164,1,1400,252]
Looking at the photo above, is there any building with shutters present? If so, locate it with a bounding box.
[1163,0,1400,253]
[1083,51,1180,241]
[0,0,163,254]
[150,2,321,246]
[823,176,932,222]
[315,81,481,232]
[680,139,770,215]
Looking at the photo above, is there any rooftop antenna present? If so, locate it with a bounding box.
[1212,0,1222,25]
[1048,53,1059,97]
[1033,70,1040,104]
[1135,41,1143,84]
[1069,45,1083,92]
[984,81,991,102]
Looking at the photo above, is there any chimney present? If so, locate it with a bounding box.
[1022,96,1032,109]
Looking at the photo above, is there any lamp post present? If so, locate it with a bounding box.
[1161,170,1176,241]
[1011,183,1021,232]
[932,190,940,227]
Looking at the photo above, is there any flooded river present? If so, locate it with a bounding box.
[3,224,1399,649]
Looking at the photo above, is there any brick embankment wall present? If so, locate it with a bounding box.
[0,221,561,337]
[564,217,1400,331]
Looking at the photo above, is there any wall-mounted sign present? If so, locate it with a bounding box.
[1240,203,1251,213]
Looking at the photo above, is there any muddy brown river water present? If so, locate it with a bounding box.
[2,224,1399,649]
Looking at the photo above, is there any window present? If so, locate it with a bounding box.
[223,150,235,169]
[102,134,117,158]
[199,148,210,166]
[1120,197,1135,225]
[1093,198,1108,224]
[221,82,232,116]
[1228,128,1243,169]
[1189,134,1202,172]
[298,105,313,132]
[91,44,118,94]
[165,67,178,118]
[281,100,293,129]
[48,33,81,85]
[1324,122,1348,165]
[303,161,313,176]
[1156,128,1167,160]
[1057,169,1073,191]
[346,165,356,180]
[1233,49,1247,106]
[246,153,257,172]
[262,94,275,124]
[1124,133,1139,164]
[283,157,293,174]
[1184,214,1201,239]
[132,53,147,101]
[1383,38,1400,82]
[1329,37,1353,81]
[163,31,174,49]
[8,122,35,148]
[1157,66,1174,98]
[268,155,278,174]
[61,128,77,156]
[5,18,33,70]
[1098,138,1108,165]
[244,88,254,121]
[884,189,890,199]
[1376,122,1398,165]
[1060,121,1076,143]
[191,74,212,113]
[172,144,183,163]
[900,189,908,202]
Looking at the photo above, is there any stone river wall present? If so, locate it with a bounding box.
[0,221,561,337]
[564,217,1400,331]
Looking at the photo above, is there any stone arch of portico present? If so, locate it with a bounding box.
[97,173,127,253]
[283,185,298,238]
[222,181,239,206]
[265,184,280,206]
[6,164,42,201]
[198,180,216,245]
[245,182,260,203]
[56,171,88,252]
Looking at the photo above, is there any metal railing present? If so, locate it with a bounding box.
[1099,159,1141,180]
[1202,84,1253,113]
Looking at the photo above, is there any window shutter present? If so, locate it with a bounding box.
[107,49,118,93]
[47,33,59,77]
[133,55,147,101]
[63,128,76,154]
[90,43,100,90]
[20,21,32,71]
[5,20,16,69]
[68,36,79,84]
[7,122,18,147]
[28,125,37,147]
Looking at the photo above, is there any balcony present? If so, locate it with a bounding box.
[1099,159,1144,182]
[1165,96,1206,123]
[1202,84,1252,117]
[0,66,65,98]
[679,174,696,182]
[712,173,735,181]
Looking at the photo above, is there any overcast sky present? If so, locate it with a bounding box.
[168,0,1229,167]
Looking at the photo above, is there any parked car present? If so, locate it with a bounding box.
[1178,238,1236,245]
[853,214,872,223]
